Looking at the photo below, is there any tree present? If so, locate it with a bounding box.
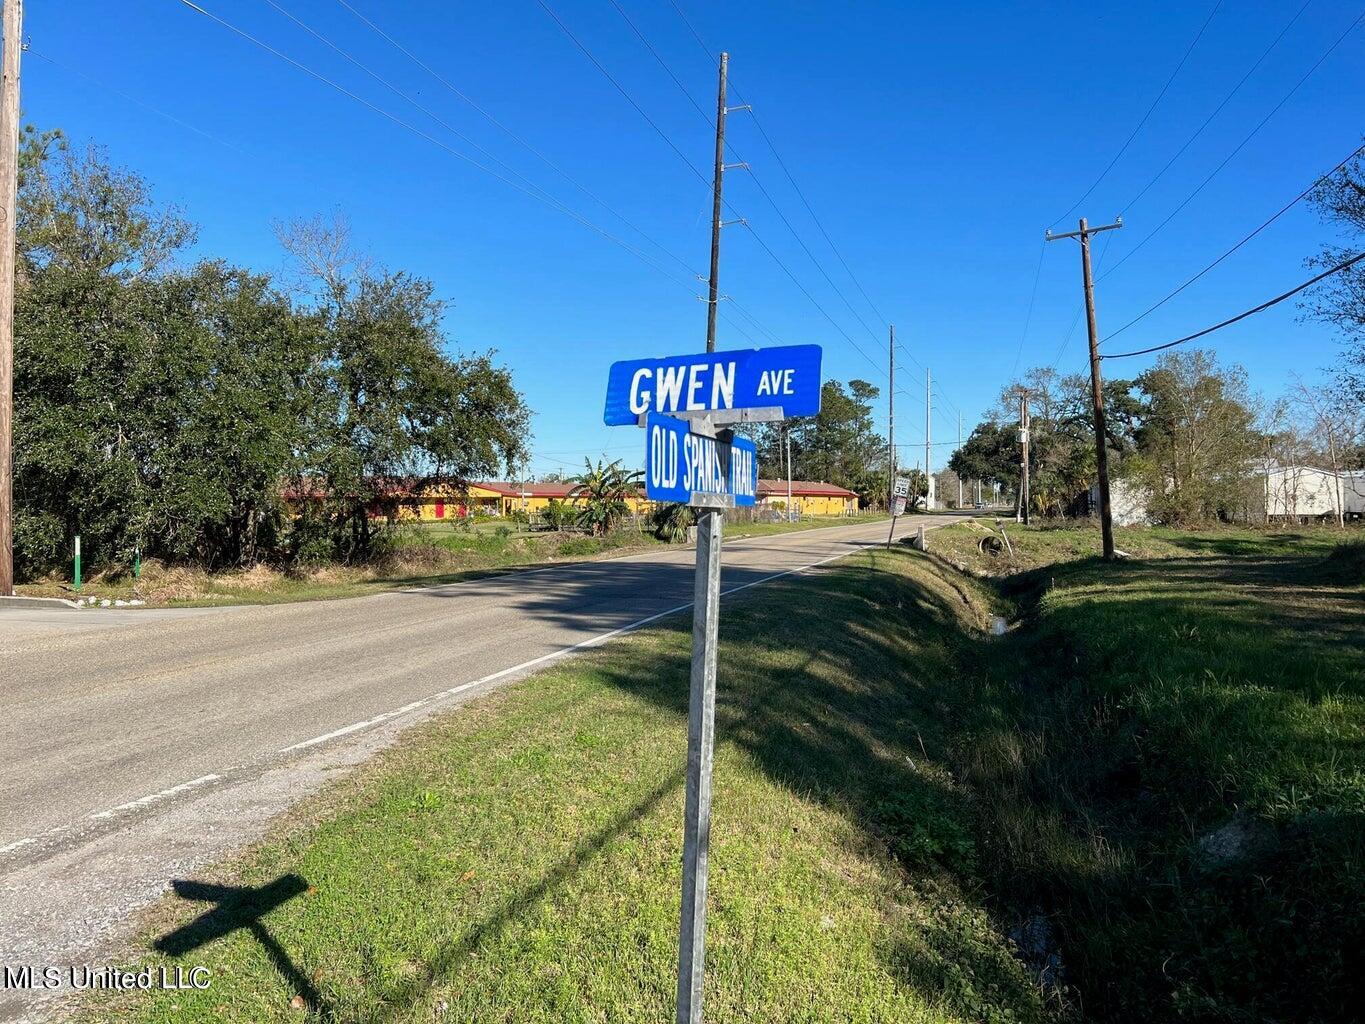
[10,131,532,577]
[950,420,1019,494]
[650,502,694,543]
[276,216,530,559]
[569,458,642,536]
[1133,349,1260,524]
[756,379,885,502]
[1303,145,1365,400]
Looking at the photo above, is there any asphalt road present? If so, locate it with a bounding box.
[0,514,955,1022]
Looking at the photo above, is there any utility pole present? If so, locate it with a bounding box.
[703,52,727,351]
[1018,392,1030,525]
[924,367,933,511]
[887,325,895,510]
[0,0,21,597]
[1045,216,1123,559]
[885,325,897,548]
[956,411,963,510]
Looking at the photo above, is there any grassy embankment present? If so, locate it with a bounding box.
[935,518,1364,1022]
[18,513,887,608]
[83,519,1362,1022]
[85,540,1046,1024]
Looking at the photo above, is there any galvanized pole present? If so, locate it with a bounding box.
[676,495,723,1024]
[0,0,22,597]
[956,411,963,509]
[924,367,933,510]
[1019,393,1030,526]
[704,53,728,353]
[886,325,896,548]
[887,324,895,510]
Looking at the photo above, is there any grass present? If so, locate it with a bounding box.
[80,518,1363,1022]
[16,515,884,608]
[933,520,1365,1023]
[81,544,1047,1024]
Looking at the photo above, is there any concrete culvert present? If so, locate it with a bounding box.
[978,535,1005,557]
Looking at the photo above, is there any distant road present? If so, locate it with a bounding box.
[0,513,958,1023]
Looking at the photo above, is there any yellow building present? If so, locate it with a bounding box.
[757,479,858,517]
[362,481,653,521]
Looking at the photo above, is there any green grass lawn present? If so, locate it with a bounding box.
[81,545,1045,1024]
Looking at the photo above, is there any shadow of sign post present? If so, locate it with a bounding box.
[154,875,320,1011]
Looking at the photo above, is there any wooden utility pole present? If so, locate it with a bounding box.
[704,53,728,353]
[0,0,21,597]
[1018,392,1030,525]
[1045,216,1123,559]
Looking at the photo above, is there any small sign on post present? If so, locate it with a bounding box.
[645,412,756,508]
[887,477,910,548]
[604,343,820,1024]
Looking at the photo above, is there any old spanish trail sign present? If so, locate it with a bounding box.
[605,343,820,1024]
[644,412,757,507]
[603,343,822,425]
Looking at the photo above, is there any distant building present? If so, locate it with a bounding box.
[1087,478,1152,526]
[1255,465,1365,522]
[756,480,858,517]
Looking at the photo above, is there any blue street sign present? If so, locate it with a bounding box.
[644,413,757,507]
[604,344,822,426]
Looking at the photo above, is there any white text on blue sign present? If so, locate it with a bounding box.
[645,413,757,506]
[604,345,821,425]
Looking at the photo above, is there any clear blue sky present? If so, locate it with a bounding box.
[24,1,1365,477]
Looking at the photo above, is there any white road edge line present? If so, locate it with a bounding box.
[0,527,901,858]
[87,774,223,821]
[278,544,858,755]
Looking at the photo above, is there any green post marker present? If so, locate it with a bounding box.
[74,535,82,592]
[134,545,141,579]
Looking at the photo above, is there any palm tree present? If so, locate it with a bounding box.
[650,501,694,543]
[569,458,643,536]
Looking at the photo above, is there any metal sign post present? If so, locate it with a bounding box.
[887,476,909,548]
[604,344,820,1024]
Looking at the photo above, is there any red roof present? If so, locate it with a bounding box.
[474,481,578,498]
[756,479,857,498]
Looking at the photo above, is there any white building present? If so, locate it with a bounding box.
[1258,464,1365,521]
[1087,478,1152,526]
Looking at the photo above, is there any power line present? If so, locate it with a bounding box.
[659,0,937,403]
[1048,230,1115,370]
[1098,6,1365,282]
[1102,140,1365,344]
[1102,250,1365,360]
[608,0,888,350]
[1049,0,1224,227]
[262,1,578,222]
[534,0,712,190]
[175,0,695,290]
[27,47,245,153]
[598,0,893,378]
[536,0,887,381]
[665,0,892,332]
[1010,241,1047,381]
[332,1,717,286]
[176,0,798,359]
[1117,0,1314,215]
